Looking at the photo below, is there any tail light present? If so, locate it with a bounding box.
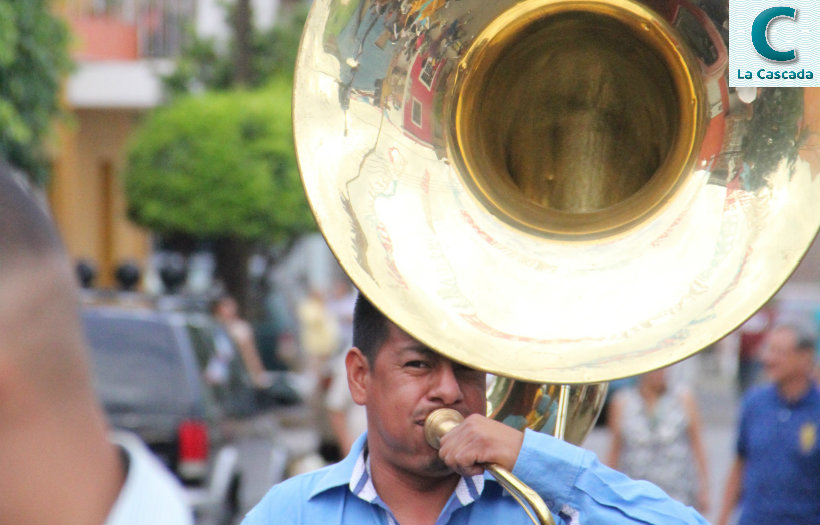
[178,419,209,481]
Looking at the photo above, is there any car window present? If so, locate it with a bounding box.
[83,312,191,415]
[188,320,258,416]
[187,321,216,369]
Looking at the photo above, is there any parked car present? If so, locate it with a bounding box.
[81,302,289,524]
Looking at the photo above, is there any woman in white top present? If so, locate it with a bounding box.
[606,367,710,513]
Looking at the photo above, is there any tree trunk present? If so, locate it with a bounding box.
[213,237,252,316]
[233,0,253,86]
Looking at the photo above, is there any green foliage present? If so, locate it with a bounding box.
[249,6,307,82]
[163,4,308,96]
[128,0,315,258]
[162,33,235,94]
[0,0,72,182]
[742,88,805,187]
[123,79,314,242]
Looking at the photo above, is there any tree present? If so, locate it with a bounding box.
[163,2,308,96]
[742,88,806,188]
[126,1,313,312]
[122,79,315,306]
[0,1,72,182]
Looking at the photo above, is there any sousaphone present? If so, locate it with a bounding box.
[293,0,820,517]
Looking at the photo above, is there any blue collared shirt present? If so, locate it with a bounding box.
[242,430,710,525]
[347,440,485,524]
[736,383,820,525]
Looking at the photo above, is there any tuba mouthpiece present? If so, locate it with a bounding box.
[424,408,464,449]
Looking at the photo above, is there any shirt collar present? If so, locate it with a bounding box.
[308,432,487,507]
[774,381,820,406]
[308,433,367,499]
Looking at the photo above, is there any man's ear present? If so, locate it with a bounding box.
[346,347,370,405]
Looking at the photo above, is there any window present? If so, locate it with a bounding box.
[419,57,436,89]
[675,7,719,67]
[83,313,189,414]
[411,98,423,127]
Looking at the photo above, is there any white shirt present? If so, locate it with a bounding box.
[105,431,194,525]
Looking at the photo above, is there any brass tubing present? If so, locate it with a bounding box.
[424,408,556,525]
[553,385,572,441]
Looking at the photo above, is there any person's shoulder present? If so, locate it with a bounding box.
[805,382,820,406]
[740,383,776,409]
[670,384,697,407]
[241,465,341,525]
[229,319,253,339]
[611,385,638,403]
[266,464,337,496]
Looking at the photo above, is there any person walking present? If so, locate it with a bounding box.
[717,323,820,525]
[606,366,710,513]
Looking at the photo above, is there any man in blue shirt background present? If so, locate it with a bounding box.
[717,323,820,525]
[243,294,710,525]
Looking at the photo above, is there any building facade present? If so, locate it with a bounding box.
[51,0,195,287]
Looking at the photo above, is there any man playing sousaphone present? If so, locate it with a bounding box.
[242,294,709,525]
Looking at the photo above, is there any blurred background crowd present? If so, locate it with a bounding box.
[72,228,820,525]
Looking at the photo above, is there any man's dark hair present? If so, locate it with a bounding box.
[784,323,818,354]
[0,162,63,269]
[352,292,390,364]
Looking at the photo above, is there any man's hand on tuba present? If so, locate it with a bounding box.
[437,414,525,477]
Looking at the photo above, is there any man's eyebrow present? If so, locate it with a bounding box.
[399,345,437,357]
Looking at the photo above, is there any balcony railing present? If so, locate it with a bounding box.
[64,0,195,59]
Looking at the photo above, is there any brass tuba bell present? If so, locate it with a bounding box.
[293,0,820,447]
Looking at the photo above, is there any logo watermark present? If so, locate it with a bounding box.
[730,0,820,86]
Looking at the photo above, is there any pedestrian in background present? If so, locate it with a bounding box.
[0,164,192,524]
[734,301,776,395]
[717,323,820,525]
[327,279,357,354]
[213,294,270,388]
[606,366,710,513]
[325,347,367,456]
[297,287,340,374]
[324,279,364,455]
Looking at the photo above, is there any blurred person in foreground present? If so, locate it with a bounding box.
[717,323,820,525]
[0,163,192,525]
[606,366,710,513]
[242,293,710,525]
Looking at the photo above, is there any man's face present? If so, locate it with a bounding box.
[761,327,812,384]
[641,368,667,392]
[216,298,237,319]
[358,322,487,477]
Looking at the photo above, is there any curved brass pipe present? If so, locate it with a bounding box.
[295,0,820,384]
[295,0,820,517]
[424,409,555,525]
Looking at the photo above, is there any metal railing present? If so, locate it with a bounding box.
[63,0,196,58]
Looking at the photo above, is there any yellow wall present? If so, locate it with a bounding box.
[50,109,151,288]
